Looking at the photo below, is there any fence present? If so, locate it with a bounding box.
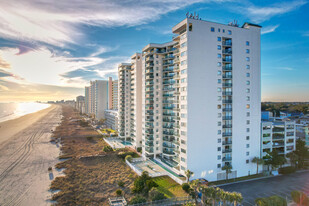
[128,196,193,206]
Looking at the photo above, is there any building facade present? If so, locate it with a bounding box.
[112,80,118,110]
[261,121,296,157]
[75,95,85,114]
[105,110,119,131]
[138,18,262,181]
[118,63,132,141]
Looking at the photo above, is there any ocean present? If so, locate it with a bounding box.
[0,102,50,123]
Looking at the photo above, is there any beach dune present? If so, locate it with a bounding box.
[0,104,62,206]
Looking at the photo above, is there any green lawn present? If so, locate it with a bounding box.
[101,129,116,133]
[153,176,188,198]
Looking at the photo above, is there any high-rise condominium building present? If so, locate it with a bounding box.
[118,63,133,141]
[139,18,261,181]
[75,95,85,114]
[85,86,91,114]
[112,80,118,110]
[118,55,143,148]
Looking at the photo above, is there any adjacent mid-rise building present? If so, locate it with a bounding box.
[105,110,119,131]
[261,120,296,157]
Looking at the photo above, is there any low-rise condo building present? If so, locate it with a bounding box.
[105,110,119,131]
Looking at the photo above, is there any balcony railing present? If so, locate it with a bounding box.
[223,149,232,153]
[222,157,232,161]
[222,141,232,145]
[223,116,232,120]
[222,133,232,137]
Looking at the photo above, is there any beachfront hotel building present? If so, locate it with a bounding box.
[119,17,262,181]
[261,121,296,158]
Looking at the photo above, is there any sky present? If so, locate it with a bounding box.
[0,0,308,102]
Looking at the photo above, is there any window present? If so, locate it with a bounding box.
[217,104,221,109]
[246,88,250,93]
[246,104,250,109]
[246,49,250,54]
[218,70,222,75]
[181,78,186,83]
[218,79,221,83]
[246,81,250,85]
[247,120,250,125]
[246,41,250,46]
[218,130,221,134]
[246,144,250,148]
[246,57,250,61]
[223,29,225,33]
[218,96,222,101]
[247,128,250,132]
[218,113,222,118]
[181,87,186,91]
[228,30,232,35]
[181,131,186,135]
[211,27,215,32]
[246,159,249,164]
[217,147,221,151]
[217,45,221,50]
[181,157,186,162]
[181,166,186,170]
[246,65,250,69]
[217,164,221,168]
[218,28,221,32]
[181,148,186,153]
[181,42,187,48]
[246,136,250,140]
[181,51,187,57]
[189,23,193,31]
[246,152,250,156]
[247,112,250,117]
[181,69,187,74]
[181,113,187,118]
[181,60,187,65]
[218,122,221,126]
[246,73,250,77]
[181,140,186,144]
[218,88,222,92]
[181,122,187,127]
[218,138,221,143]
[218,54,222,58]
[217,62,221,67]
[246,96,250,101]
[218,155,221,160]
[217,37,221,41]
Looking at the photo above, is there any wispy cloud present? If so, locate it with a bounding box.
[243,0,307,23]
[261,25,279,34]
[0,55,11,69]
[0,0,208,47]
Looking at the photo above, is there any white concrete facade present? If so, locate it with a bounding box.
[105,109,119,131]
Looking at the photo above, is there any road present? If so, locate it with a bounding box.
[0,105,62,206]
[220,171,309,205]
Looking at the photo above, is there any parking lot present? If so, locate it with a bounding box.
[220,171,309,205]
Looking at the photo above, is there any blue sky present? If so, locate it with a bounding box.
[0,0,308,102]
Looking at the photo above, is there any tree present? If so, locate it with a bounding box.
[291,190,309,206]
[189,179,200,205]
[116,189,122,196]
[182,183,190,193]
[185,169,194,183]
[222,164,232,181]
[286,152,298,168]
[129,195,147,204]
[231,192,243,206]
[149,188,166,201]
[251,157,264,174]
[294,139,309,168]
[263,150,286,171]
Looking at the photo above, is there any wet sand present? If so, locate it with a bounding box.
[0,105,62,206]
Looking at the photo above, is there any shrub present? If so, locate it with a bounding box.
[149,187,167,201]
[125,155,133,162]
[291,190,309,205]
[117,151,136,159]
[86,136,93,141]
[129,195,147,204]
[103,145,113,152]
[278,166,296,174]
[132,171,153,194]
[137,147,142,153]
[118,181,125,187]
[116,189,122,196]
[145,179,158,191]
[182,183,190,193]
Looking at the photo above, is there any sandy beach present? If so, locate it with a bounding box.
[0,104,62,206]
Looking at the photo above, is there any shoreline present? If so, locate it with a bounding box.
[0,104,63,205]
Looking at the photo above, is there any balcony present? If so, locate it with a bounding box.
[222,65,232,71]
[222,75,232,79]
[222,83,232,87]
[223,124,232,128]
[222,100,232,103]
[222,41,232,46]
[223,149,232,153]
[163,80,176,85]
[222,157,232,161]
[223,133,232,137]
[222,58,232,63]
[222,141,232,145]
[222,108,232,112]
[222,92,232,96]
[222,50,232,54]
[223,116,232,120]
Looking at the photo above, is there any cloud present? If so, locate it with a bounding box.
[261,25,279,34]
[0,56,11,69]
[276,67,295,71]
[244,0,307,23]
[0,47,105,87]
[0,0,209,47]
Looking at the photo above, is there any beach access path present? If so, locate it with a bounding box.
[0,105,62,206]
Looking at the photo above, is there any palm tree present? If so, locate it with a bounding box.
[231,192,243,206]
[222,164,232,181]
[185,169,194,183]
[251,157,264,174]
[189,179,199,205]
[202,187,217,206]
[219,189,229,206]
[286,152,298,168]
